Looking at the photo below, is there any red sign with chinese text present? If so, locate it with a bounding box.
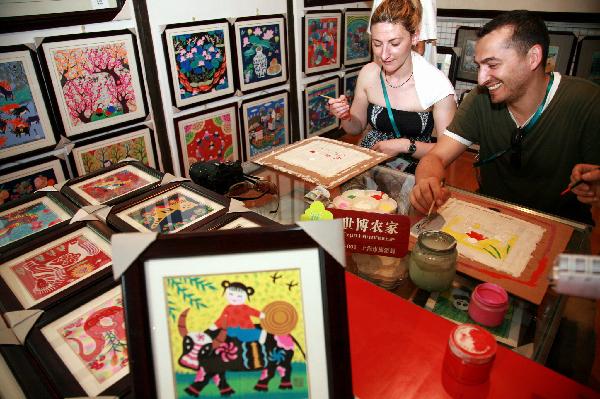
[330,209,410,258]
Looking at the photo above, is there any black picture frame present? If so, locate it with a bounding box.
[436,46,459,86]
[454,26,480,83]
[342,67,361,106]
[573,36,600,84]
[196,211,280,231]
[107,180,230,233]
[303,10,343,76]
[547,31,577,75]
[121,225,353,398]
[303,76,341,138]
[61,160,163,207]
[342,8,372,68]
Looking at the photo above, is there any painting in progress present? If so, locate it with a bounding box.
[436,198,545,277]
[164,269,308,398]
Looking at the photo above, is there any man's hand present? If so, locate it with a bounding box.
[570,163,600,206]
[410,176,450,214]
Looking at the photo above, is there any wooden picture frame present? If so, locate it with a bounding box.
[196,211,279,231]
[25,279,131,397]
[0,156,68,206]
[303,11,342,75]
[304,76,340,137]
[454,26,480,83]
[0,221,114,311]
[121,225,353,398]
[39,30,148,138]
[107,181,230,233]
[436,46,459,86]
[69,126,158,177]
[343,9,371,67]
[174,104,240,177]
[163,20,236,109]
[574,36,600,84]
[547,31,577,74]
[0,45,58,163]
[0,190,77,256]
[61,161,163,207]
[234,15,288,93]
[240,90,289,161]
[342,68,361,106]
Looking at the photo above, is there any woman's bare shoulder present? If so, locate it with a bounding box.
[359,62,381,78]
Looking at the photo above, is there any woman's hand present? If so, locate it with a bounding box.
[327,95,351,120]
[372,138,410,156]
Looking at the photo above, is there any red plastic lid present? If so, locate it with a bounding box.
[448,324,497,363]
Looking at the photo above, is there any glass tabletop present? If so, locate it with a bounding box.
[242,162,592,364]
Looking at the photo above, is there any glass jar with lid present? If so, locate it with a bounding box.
[409,230,457,292]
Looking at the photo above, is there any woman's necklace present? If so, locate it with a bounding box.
[385,70,413,89]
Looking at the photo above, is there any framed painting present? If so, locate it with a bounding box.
[303,11,342,75]
[107,181,229,234]
[436,46,459,86]
[121,225,352,398]
[0,221,113,311]
[234,15,288,93]
[24,280,131,397]
[342,68,360,106]
[69,126,158,177]
[174,104,240,178]
[39,30,148,138]
[61,161,163,207]
[196,211,279,231]
[0,191,77,255]
[163,20,235,109]
[0,156,67,206]
[304,77,340,137]
[574,36,600,84]
[0,45,57,163]
[343,9,371,67]
[454,26,480,83]
[240,91,289,161]
[304,0,357,5]
[547,31,577,74]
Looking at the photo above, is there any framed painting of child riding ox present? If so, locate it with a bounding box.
[121,225,353,398]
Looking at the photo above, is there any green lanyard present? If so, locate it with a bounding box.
[379,68,402,139]
[473,72,554,168]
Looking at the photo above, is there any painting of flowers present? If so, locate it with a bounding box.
[305,78,339,137]
[0,47,56,161]
[304,12,341,75]
[234,16,287,92]
[0,158,66,206]
[175,105,239,177]
[343,10,371,66]
[241,92,288,160]
[164,21,235,109]
[41,32,147,137]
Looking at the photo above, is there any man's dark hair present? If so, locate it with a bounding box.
[478,10,549,67]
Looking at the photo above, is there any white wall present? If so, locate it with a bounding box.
[437,0,600,13]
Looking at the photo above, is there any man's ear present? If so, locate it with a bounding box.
[528,43,544,71]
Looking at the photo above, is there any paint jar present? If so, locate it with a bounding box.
[468,283,509,327]
[443,324,497,385]
[409,231,457,292]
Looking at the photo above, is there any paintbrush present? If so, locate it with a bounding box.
[321,95,351,120]
[319,94,334,100]
[560,166,600,196]
[427,179,445,217]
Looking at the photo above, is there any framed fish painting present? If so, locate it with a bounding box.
[343,9,371,67]
[121,225,353,398]
[163,20,235,109]
[39,30,148,138]
[107,181,229,234]
[0,191,77,256]
[174,104,240,178]
[303,11,342,75]
[0,221,113,311]
[0,45,57,163]
[61,161,163,207]
[240,91,289,161]
[24,280,131,397]
[234,15,288,93]
[342,68,360,106]
[69,126,158,177]
[304,77,340,137]
[0,156,67,206]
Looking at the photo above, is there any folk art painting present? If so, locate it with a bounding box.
[304,12,341,74]
[175,106,239,177]
[41,32,146,137]
[305,78,339,137]
[164,21,235,108]
[343,10,371,66]
[0,159,66,206]
[0,227,112,308]
[71,127,156,176]
[41,285,128,396]
[164,270,308,398]
[241,92,288,160]
[0,196,71,249]
[234,17,287,92]
[0,48,56,161]
[342,69,359,106]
